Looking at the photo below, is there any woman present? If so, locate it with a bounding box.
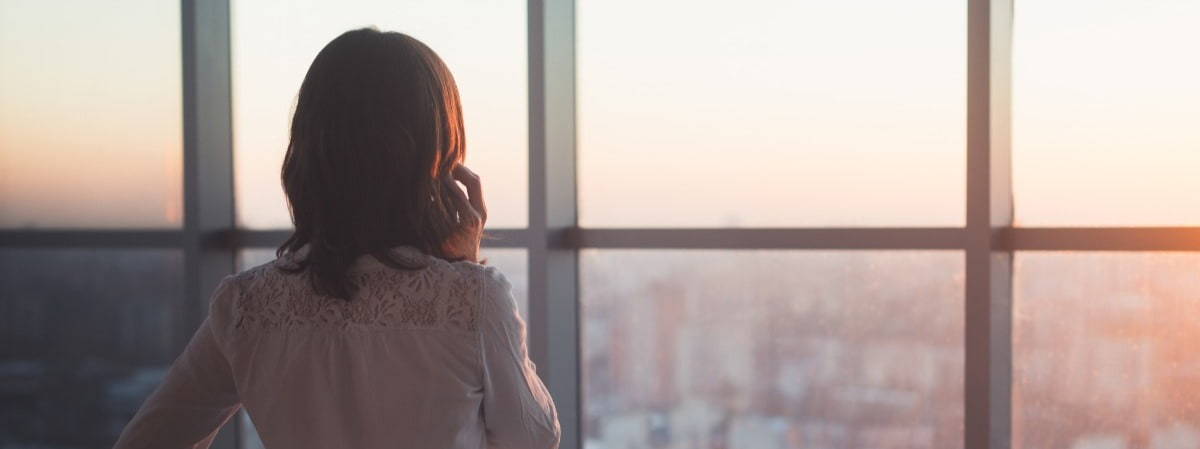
[114,28,559,449]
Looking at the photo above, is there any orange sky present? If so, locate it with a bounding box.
[0,0,182,228]
[0,0,1196,229]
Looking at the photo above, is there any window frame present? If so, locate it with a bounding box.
[4,1,1200,448]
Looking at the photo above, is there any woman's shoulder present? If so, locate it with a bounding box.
[215,257,298,302]
[424,259,517,323]
[446,262,517,321]
[205,261,300,333]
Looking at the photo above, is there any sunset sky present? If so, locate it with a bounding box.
[1012,0,1200,226]
[0,0,182,228]
[0,0,1196,229]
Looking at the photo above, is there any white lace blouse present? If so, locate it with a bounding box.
[113,247,560,449]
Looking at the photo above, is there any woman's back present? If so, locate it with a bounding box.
[113,27,557,448]
[113,246,559,449]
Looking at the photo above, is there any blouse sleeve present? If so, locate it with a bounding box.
[113,276,242,449]
[478,267,561,449]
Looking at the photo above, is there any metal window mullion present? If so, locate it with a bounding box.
[230,228,537,249]
[182,0,238,446]
[10,227,1200,252]
[0,230,186,248]
[570,228,967,250]
[1004,227,1200,251]
[223,227,1200,251]
[965,0,1014,448]
[528,0,580,447]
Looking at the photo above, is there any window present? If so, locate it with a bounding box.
[3,1,1198,449]
[0,0,182,228]
[1013,253,1200,448]
[577,0,966,227]
[0,250,182,448]
[1012,0,1200,226]
[582,251,964,448]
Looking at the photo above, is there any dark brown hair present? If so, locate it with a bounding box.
[278,28,467,300]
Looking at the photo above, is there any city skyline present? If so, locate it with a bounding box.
[7,250,1199,449]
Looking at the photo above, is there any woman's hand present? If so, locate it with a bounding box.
[444,164,487,263]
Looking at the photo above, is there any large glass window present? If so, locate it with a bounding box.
[232,0,529,229]
[1012,0,1200,226]
[6,2,1200,449]
[577,0,966,227]
[1013,253,1200,449]
[582,250,964,448]
[0,1,183,228]
[0,250,182,448]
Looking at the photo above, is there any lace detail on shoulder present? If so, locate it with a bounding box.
[231,253,484,335]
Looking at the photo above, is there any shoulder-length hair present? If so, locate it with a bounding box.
[277,28,467,300]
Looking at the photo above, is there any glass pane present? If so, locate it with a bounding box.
[578,0,966,227]
[232,0,528,229]
[582,250,964,448]
[1013,1,1200,226]
[1014,253,1200,448]
[0,250,182,448]
[0,1,183,228]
